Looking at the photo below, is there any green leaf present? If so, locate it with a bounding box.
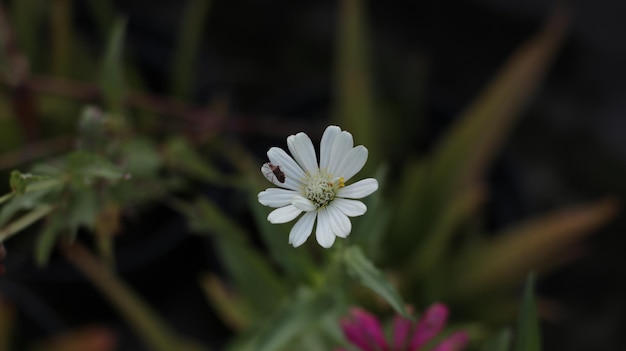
[482,329,512,351]
[67,151,125,181]
[119,138,161,178]
[99,18,128,112]
[67,189,99,232]
[514,273,541,351]
[0,187,58,227]
[35,210,63,266]
[9,171,52,195]
[162,136,232,185]
[343,245,408,317]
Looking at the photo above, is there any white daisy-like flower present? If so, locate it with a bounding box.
[257,125,378,248]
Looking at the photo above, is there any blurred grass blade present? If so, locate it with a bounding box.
[334,0,378,163]
[162,136,241,187]
[12,0,41,70]
[454,198,617,296]
[344,245,409,317]
[0,204,54,243]
[515,273,541,351]
[50,0,72,76]
[99,18,127,113]
[200,274,250,331]
[171,0,211,100]
[390,9,569,257]
[431,10,568,195]
[248,190,317,285]
[350,166,391,258]
[35,208,63,266]
[64,243,208,351]
[0,294,15,350]
[248,289,331,351]
[482,329,512,351]
[218,139,318,283]
[413,184,484,277]
[173,198,287,317]
[85,0,116,39]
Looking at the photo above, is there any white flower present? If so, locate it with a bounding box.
[258,125,378,248]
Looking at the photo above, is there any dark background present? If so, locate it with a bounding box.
[2,1,626,350]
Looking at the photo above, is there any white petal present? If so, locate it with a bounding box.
[320,126,341,170]
[267,205,302,224]
[332,198,367,217]
[267,147,305,191]
[258,188,299,207]
[335,146,368,181]
[327,131,354,175]
[289,211,316,247]
[287,132,318,174]
[315,208,336,248]
[337,178,378,199]
[291,195,317,212]
[326,205,351,238]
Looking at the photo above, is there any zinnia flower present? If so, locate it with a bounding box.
[257,125,378,248]
[338,303,469,351]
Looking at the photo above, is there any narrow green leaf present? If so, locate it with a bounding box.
[99,18,127,112]
[344,245,408,317]
[35,210,63,266]
[431,11,567,197]
[412,184,484,277]
[454,198,616,296]
[171,0,212,99]
[175,198,287,316]
[482,329,512,351]
[514,273,541,351]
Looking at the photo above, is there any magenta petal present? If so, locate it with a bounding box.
[430,331,469,351]
[408,303,449,351]
[392,315,413,350]
[340,308,389,351]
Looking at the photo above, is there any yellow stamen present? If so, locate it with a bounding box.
[338,177,345,188]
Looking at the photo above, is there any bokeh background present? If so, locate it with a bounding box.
[1,0,625,350]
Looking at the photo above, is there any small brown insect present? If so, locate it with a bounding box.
[263,162,286,183]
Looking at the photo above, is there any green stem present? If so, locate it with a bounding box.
[0,204,54,242]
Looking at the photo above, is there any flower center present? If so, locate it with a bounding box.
[302,170,345,208]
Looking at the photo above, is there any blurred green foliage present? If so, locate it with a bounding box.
[0,1,616,351]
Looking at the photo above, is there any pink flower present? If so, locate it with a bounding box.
[338,303,468,351]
